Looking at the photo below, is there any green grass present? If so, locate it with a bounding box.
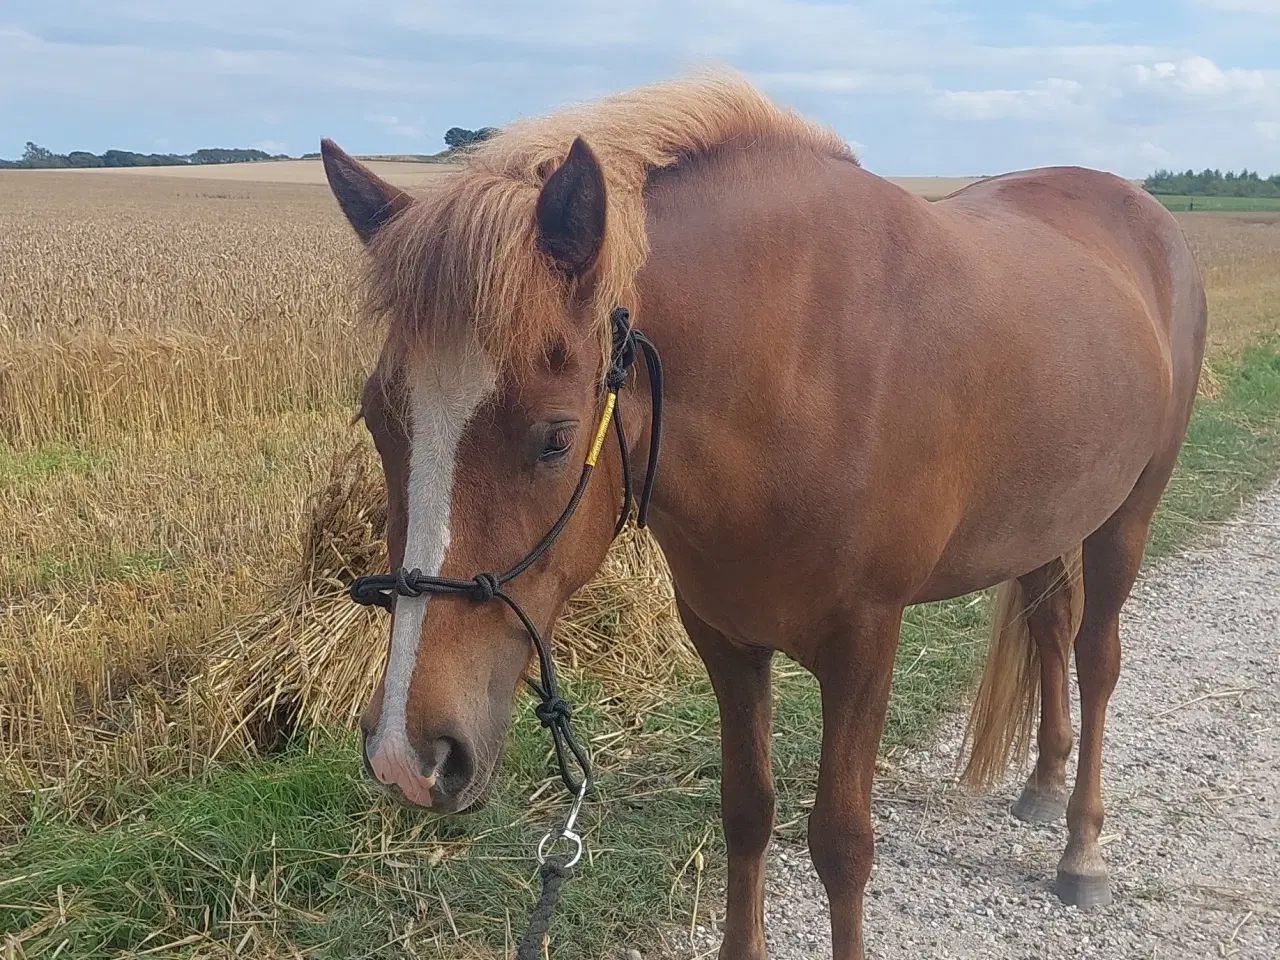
[0,441,105,484]
[1147,339,1280,556]
[29,548,178,589]
[5,343,1280,958]
[1152,194,1280,212]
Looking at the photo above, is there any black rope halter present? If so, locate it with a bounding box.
[348,306,663,799]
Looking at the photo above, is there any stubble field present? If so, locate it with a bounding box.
[53,158,980,199]
[2,169,1279,958]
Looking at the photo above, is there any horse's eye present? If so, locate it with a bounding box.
[538,425,574,462]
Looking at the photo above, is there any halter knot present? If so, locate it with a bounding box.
[470,572,500,602]
[396,568,424,598]
[534,696,573,728]
[606,307,636,391]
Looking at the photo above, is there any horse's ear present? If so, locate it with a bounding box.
[536,137,607,277]
[320,138,412,244]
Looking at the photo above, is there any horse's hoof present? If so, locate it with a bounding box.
[1011,787,1067,824]
[1054,869,1112,909]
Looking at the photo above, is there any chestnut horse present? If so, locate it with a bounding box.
[321,72,1205,959]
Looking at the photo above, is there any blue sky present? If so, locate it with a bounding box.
[2,1,1278,176]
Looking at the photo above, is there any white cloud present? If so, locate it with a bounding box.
[753,69,929,96]
[1257,120,1280,140]
[1129,56,1274,98]
[974,43,1175,73]
[0,28,455,100]
[936,78,1087,120]
[754,70,874,93]
[365,113,422,138]
[1194,0,1280,13]
[1139,141,1174,166]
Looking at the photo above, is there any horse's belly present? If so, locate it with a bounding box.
[916,284,1181,601]
[914,482,1131,603]
[913,389,1167,602]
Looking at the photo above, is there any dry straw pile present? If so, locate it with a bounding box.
[197,438,695,761]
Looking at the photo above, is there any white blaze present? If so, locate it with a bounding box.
[368,342,496,793]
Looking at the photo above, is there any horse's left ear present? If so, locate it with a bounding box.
[320,138,412,245]
[536,137,607,277]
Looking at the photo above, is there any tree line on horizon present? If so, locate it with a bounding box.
[8,135,1275,194]
[1144,168,1280,198]
[0,142,288,169]
[4,127,502,170]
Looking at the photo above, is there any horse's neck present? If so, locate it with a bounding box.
[620,278,763,573]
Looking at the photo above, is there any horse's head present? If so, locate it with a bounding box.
[322,137,627,813]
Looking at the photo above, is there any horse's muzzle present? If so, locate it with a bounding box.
[362,729,477,812]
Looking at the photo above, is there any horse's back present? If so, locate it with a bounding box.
[939,165,1205,405]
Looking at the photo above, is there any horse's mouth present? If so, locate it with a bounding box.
[370,759,500,816]
[362,732,507,815]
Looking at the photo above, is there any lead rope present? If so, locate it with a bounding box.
[516,774,588,960]
[515,860,570,959]
[348,307,662,957]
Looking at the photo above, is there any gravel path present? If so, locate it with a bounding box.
[674,482,1280,959]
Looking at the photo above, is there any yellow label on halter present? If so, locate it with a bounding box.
[586,392,617,467]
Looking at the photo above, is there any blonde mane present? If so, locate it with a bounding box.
[365,69,857,377]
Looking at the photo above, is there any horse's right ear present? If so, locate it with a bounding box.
[320,138,412,244]
[536,137,607,277]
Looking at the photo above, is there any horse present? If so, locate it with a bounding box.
[319,71,1206,960]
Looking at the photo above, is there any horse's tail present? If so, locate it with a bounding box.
[959,547,1085,789]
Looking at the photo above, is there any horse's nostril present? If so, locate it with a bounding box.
[360,729,478,809]
[429,736,475,796]
[424,737,451,777]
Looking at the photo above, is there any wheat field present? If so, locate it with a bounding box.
[0,169,699,815]
[52,158,982,199]
[2,168,1279,957]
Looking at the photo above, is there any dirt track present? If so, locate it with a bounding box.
[677,481,1280,959]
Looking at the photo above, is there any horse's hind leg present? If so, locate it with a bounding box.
[1011,555,1081,824]
[1057,458,1170,908]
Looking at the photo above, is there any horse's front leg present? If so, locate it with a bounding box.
[677,594,774,960]
[806,604,902,960]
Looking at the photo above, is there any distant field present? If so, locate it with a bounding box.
[1154,194,1280,212]
[58,157,459,187]
[53,162,1158,203]
[55,158,983,198]
[888,176,983,198]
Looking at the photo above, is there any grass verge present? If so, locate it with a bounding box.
[1152,194,1280,212]
[5,342,1280,958]
[1147,338,1280,556]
